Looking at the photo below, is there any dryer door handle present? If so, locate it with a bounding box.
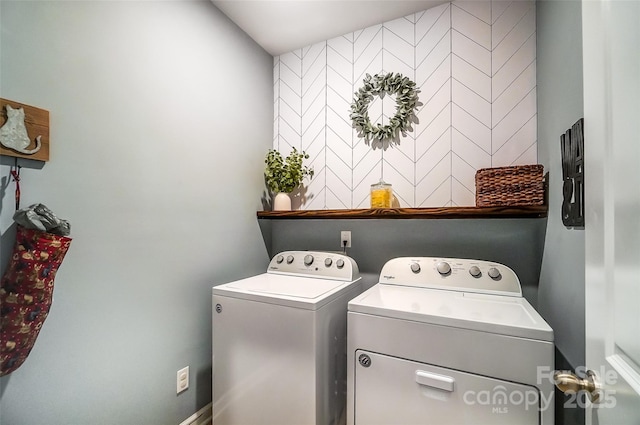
[415,370,455,392]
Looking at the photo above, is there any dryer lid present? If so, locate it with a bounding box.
[348,284,553,342]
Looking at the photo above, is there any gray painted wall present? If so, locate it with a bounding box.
[536,0,585,369]
[0,1,272,424]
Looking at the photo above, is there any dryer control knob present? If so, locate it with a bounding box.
[286,255,294,264]
[410,262,421,273]
[336,259,345,269]
[488,267,501,279]
[324,258,333,267]
[276,255,284,264]
[304,254,314,266]
[469,265,481,277]
[436,261,451,275]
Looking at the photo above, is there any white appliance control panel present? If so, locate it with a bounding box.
[379,257,522,297]
[268,250,359,282]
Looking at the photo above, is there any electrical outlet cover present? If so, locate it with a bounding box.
[340,231,352,248]
[177,366,189,394]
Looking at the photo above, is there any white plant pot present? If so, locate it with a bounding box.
[273,192,292,211]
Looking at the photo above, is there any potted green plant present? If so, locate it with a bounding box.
[265,148,314,210]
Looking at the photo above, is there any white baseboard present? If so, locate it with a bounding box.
[179,402,212,425]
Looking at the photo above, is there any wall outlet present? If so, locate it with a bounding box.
[340,231,352,248]
[177,366,189,394]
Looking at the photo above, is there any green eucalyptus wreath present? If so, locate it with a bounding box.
[350,72,421,150]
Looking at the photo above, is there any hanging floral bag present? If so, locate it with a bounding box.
[1,212,72,375]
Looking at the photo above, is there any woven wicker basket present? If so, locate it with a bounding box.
[475,164,544,207]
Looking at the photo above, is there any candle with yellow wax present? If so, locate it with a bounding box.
[370,181,392,208]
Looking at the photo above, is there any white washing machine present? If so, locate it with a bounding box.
[213,250,362,425]
[347,257,554,425]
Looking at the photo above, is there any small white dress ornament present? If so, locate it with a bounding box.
[0,104,42,154]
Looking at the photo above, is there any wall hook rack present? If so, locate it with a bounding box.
[0,98,50,162]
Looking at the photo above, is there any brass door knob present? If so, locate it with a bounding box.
[553,369,600,403]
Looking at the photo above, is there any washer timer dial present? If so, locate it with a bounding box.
[436,261,451,275]
[488,267,501,279]
[469,265,481,277]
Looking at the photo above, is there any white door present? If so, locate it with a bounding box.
[582,0,640,423]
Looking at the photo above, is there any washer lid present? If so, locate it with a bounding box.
[348,284,553,342]
[213,273,362,310]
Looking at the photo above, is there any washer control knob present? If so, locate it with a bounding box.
[336,259,345,269]
[276,255,284,264]
[436,261,451,275]
[469,265,481,277]
[410,262,421,273]
[488,267,501,279]
[286,255,294,264]
[324,258,333,267]
[304,254,314,266]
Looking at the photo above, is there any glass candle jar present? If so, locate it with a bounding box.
[370,180,393,208]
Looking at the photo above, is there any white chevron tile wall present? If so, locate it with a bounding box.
[415,4,452,207]
[273,0,536,209]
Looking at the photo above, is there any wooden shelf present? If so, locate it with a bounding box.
[257,205,547,220]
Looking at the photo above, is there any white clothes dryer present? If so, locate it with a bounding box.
[347,257,554,425]
[213,251,362,425]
